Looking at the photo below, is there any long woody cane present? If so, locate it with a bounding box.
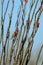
[21,8,42,65]
[5,0,12,64]
[1,0,4,65]
[20,0,39,52]
[1,0,8,64]
[15,0,27,54]
[15,0,24,54]
[9,0,24,65]
[11,0,24,53]
[1,0,10,45]
[2,0,14,65]
[20,0,38,49]
[35,0,43,19]
[11,1,21,39]
[10,0,23,50]
[12,0,35,64]
[8,0,24,65]
[36,44,43,65]
[21,0,35,46]
[4,0,10,21]
[16,0,29,58]
[18,0,39,64]
[16,0,24,31]
[35,7,43,65]
[11,1,21,46]
[13,0,27,57]
[34,6,43,65]
[9,3,21,65]
[24,9,42,65]
[12,0,28,65]
[1,0,11,65]
[28,10,42,65]
[17,1,35,65]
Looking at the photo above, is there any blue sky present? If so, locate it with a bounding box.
[0,0,43,64]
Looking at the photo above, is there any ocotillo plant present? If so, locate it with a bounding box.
[0,0,43,65]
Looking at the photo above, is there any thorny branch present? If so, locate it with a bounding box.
[0,0,43,65]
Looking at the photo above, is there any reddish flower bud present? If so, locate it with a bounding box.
[40,5,42,10]
[12,29,19,38]
[24,0,28,3]
[16,29,19,34]
[27,20,31,26]
[35,22,40,28]
[14,32,17,37]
